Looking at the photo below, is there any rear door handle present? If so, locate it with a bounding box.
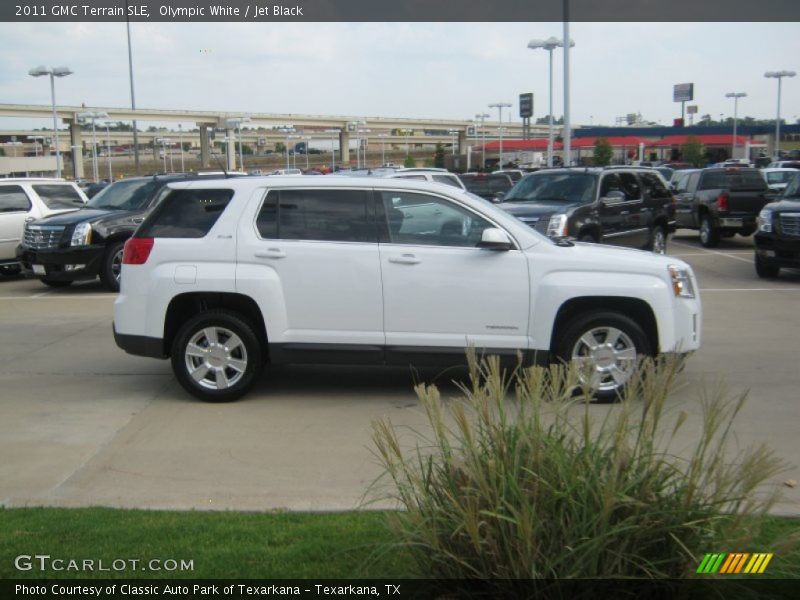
[254,248,286,259]
[132,217,144,224]
[388,254,420,265]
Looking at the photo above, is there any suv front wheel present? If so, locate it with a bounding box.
[171,310,263,402]
[555,310,652,402]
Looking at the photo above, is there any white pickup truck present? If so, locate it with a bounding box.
[113,177,701,402]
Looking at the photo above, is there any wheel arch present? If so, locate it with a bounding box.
[163,292,268,359]
[550,296,659,355]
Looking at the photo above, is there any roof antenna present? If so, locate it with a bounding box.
[208,134,230,178]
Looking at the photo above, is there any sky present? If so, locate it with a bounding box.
[1,21,799,131]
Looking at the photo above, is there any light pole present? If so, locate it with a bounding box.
[378,133,388,165]
[357,128,370,168]
[155,137,170,172]
[764,70,796,158]
[77,111,109,182]
[324,128,339,171]
[178,124,185,172]
[103,122,113,181]
[448,128,459,156]
[475,113,489,170]
[489,102,512,169]
[563,10,572,166]
[527,36,573,167]
[303,136,311,169]
[124,0,140,174]
[28,65,72,179]
[724,92,746,159]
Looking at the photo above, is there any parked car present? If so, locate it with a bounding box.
[766,160,800,169]
[457,173,514,201]
[16,173,233,291]
[386,169,466,190]
[672,167,770,247]
[754,174,800,278]
[113,177,701,403]
[496,167,676,254]
[0,178,87,276]
[761,168,799,193]
[492,169,526,183]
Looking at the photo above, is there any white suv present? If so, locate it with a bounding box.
[113,177,701,402]
[0,178,87,275]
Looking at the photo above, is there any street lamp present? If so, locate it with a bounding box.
[724,92,746,159]
[448,128,459,156]
[28,65,72,179]
[226,116,251,171]
[302,136,311,169]
[155,137,170,172]
[764,70,796,158]
[489,102,512,169]
[378,133,389,165]
[527,37,574,167]
[278,126,296,169]
[324,128,339,171]
[178,124,185,172]
[76,111,109,182]
[475,113,489,170]
[357,128,370,168]
[103,122,113,182]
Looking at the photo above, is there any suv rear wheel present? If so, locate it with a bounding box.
[648,225,667,254]
[171,310,263,402]
[699,215,720,248]
[555,310,652,402]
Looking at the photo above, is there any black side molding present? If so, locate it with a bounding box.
[113,324,167,359]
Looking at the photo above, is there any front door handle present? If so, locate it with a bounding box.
[255,248,286,259]
[388,254,420,265]
[132,217,145,224]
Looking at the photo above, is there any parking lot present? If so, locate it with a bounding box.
[1,231,799,515]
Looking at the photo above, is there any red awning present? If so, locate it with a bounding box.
[475,139,560,151]
[570,136,646,148]
[648,134,749,147]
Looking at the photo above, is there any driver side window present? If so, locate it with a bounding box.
[378,191,492,248]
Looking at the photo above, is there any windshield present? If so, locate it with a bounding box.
[504,173,597,204]
[32,184,85,209]
[766,171,797,185]
[783,174,800,198]
[87,179,161,210]
[460,176,513,196]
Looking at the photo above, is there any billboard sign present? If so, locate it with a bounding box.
[673,83,694,102]
[519,93,533,118]
[687,105,698,115]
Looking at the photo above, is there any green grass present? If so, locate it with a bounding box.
[0,508,414,579]
[0,507,797,579]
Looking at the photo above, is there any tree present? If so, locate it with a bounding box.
[241,144,254,155]
[433,142,445,168]
[404,155,416,168]
[275,142,286,153]
[681,136,705,167]
[593,137,613,166]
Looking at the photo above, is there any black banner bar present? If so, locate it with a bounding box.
[1,0,799,22]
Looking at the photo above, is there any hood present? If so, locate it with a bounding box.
[544,238,688,274]
[764,197,800,212]
[29,207,124,227]
[499,201,579,219]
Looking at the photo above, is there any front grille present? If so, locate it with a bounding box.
[779,213,800,237]
[23,225,65,250]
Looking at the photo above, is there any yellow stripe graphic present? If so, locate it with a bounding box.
[719,553,736,574]
[757,553,774,574]
[744,554,760,573]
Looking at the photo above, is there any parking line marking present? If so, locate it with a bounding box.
[0,295,114,300]
[699,288,800,292]
[670,240,754,263]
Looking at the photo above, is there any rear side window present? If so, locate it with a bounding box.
[432,174,462,188]
[0,185,31,212]
[256,189,374,243]
[32,184,84,209]
[639,172,671,199]
[618,173,642,200]
[138,189,234,238]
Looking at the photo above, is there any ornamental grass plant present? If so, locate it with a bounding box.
[371,352,791,585]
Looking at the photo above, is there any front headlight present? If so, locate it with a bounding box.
[668,265,695,298]
[546,214,568,237]
[757,208,773,233]
[71,222,92,246]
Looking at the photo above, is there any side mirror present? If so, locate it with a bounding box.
[600,190,626,205]
[493,191,506,203]
[477,227,513,251]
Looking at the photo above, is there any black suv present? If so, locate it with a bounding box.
[497,168,675,253]
[754,171,800,278]
[17,173,242,291]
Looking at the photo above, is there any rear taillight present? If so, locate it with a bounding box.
[716,192,729,212]
[122,237,154,265]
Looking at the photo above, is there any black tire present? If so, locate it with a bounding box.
[171,310,263,402]
[579,233,597,243]
[41,278,72,288]
[555,310,652,402]
[100,241,126,292]
[699,215,720,248]
[755,254,780,279]
[647,224,668,254]
[0,264,22,277]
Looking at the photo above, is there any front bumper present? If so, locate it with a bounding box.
[754,232,800,268]
[16,245,105,282]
